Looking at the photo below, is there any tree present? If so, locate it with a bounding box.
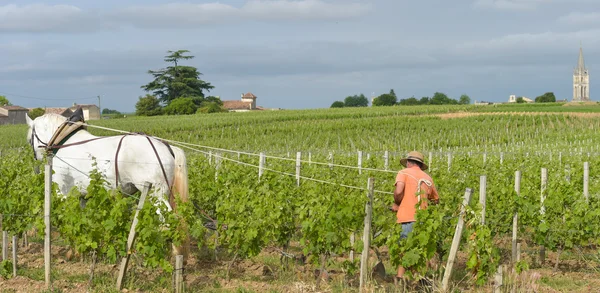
[102,108,121,115]
[135,94,163,116]
[197,102,227,114]
[372,93,397,106]
[389,89,397,98]
[516,97,525,103]
[141,50,214,106]
[331,101,344,108]
[0,95,11,106]
[164,97,197,115]
[419,97,430,105]
[535,92,556,103]
[344,94,369,107]
[430,92,457,105]
[399,97,419,105]
[459,94,471,105]
[29,108,45,119]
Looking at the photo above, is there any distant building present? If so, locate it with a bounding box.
[573,46,590,102]
[508,95,534,103]
[0,105,29,125]
[69,103,100,120]
[223,92,260,112]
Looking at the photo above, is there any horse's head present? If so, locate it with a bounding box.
[26,113,68,160]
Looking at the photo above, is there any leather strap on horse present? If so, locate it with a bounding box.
[145,136,175,209]
[113,134,174,209]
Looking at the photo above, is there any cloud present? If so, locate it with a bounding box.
[473,0,548,11]
[0,4,104,33]
[454,29,600,52]
[110,0,372,28]
[558,12,600,26]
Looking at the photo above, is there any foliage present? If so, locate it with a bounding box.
[535,92,557,103]
[459,94,471,105]
[28,108,45,120]
[430,92,458,105]
[0,260,12,279]
[164,97,198,115]
[516,97,525,103]
[197,102,227,114]
[52,161,135,263]
[398,97,420,106]
[344,94,369,107]
[101,108,121,115]
[330,101,344,108]
[135,94,163,116]
[0,95,11,106]
[372,90,397,106]
[141,50,214,106]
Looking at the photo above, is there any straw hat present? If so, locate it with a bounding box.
[400,151,428,170]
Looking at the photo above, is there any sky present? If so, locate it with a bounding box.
[1,0,600,112]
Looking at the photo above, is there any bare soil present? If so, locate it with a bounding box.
[1,240,600,292]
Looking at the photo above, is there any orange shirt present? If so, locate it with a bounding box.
[395,165,439,223]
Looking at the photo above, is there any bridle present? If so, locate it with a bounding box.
[30,125,48,160]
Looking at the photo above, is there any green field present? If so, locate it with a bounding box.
[1,103,600,292]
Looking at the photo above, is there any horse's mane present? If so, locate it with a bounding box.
[38,114,68,129]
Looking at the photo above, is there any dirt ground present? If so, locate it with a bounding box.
[1,240,600,293]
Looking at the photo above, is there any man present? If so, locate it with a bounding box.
[392,151,439,281]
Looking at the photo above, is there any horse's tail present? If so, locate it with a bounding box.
[170,146,190,262]
[171,146,189,204]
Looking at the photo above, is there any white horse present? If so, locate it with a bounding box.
[26,113,190,258]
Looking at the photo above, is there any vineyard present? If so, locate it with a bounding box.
[1,102,600,292]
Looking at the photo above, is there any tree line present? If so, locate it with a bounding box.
[330,90,471,108]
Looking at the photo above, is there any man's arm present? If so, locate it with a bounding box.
[428,185,440,205]
[394,181,405,205]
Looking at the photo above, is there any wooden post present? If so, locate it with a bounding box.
[328,152,333,169]
[512,171,521,264]
[258,152,265,180]
[308,152,312,164]
[357,151,363,175]
[116,183,152,291]
[12,235,17,277]
[175,255,184,293]
[428,152,433,170]
[494,265,503,293]
[483,152,487,165]
[442,188,473,291]
[349,233,355,262]
[480,176,486,225]
[2,231,7,261]
[447,153,452,171]
[500,152,504,165]
[359,177,374,292]
[540,167,547,265]
[295,152,301,187]
[44,156,53,289]
[584,162,589,201]
[208,151,213,165]
[384,151,389,171]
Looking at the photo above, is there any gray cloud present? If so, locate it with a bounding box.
[558,12,600,26]
[0,4,105,33]
[473,0,548,11]
[0,1,371,33]
[110,0,372,28]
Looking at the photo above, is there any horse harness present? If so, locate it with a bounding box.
[32,119,177,208]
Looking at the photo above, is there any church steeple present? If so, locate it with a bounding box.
[573,45,590,102]
[577,46,586,72]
